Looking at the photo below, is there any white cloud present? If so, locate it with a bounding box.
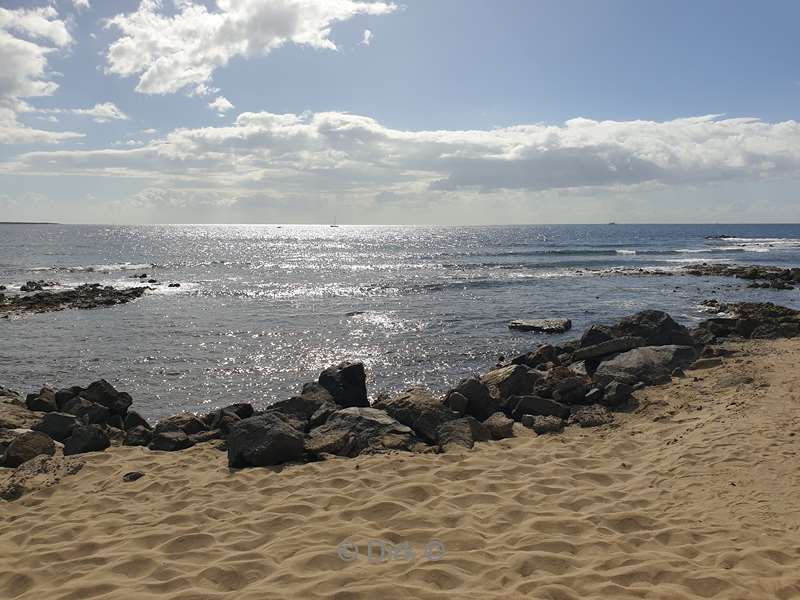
[360,29,372,46]
[104,0,397,95]
[209,95,234,115]
[25,102,130,123]
[71,0,91,10]
[8,112,800,198]
[0,106,83,144]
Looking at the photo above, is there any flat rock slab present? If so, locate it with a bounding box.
[509,319,572,334]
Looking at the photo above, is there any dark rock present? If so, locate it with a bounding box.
[81,380,132,416]
[33,412,80,442]
[373,388,457,444]
[601,381,633,407]
[149,430,193,452]
[508,395,569,420]
[318,362,369,408]
[309,401,338,429]
[672,367,686,378]
[63,396,110,425]
[0,284,148,317]
[54,386,82,410]
[228,412,305,467]
[482,412,514,440]
[299,381,335,404]
[305,407,417,458]
[168,283,181,288]
[584,387,604,404]
[25,387,57,412]
[4,431,56,467]
[594,345,697,386]
[124,425,152,447]
[480,364,539,405]
[508,318,572,333]
[573,336,647,361]
[437,416,491,450]
[123,471,145,482]
[552,376,589,405]
[447,378,500,422]
[266,396,327,432]
[106,426,126,446]
[124,410,151,431]
[63,425,110,455]
[521,414,565,434]
[610,310,695,346]
[204,408,242,434]
[444,391,469,415]
[154,413,206,435]
[569,404,615,428]
[580,324,614,348]
[511,345,557,368]
[188,429,223,444]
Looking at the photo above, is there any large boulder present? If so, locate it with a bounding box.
[54,386,83,410]
[299,382,335,404]
[611,310,695,347]
[373,388,457,444]
[62,396,110,425]
[482,412,514,440]
[508,395,569,420]
[63,425,110,455]
[521,414,565,434]
[3,431,56,467]
[318,362,369,408]
[580,324,614,348]
[80,380,132,416]
[154,413,206,435]
[149,430,193,452]
[594,345,697,386]
[123,410,151,431]
[601,381,633,407]
[480,365,538,405]
[265,396,327,432]
[552,376,590,405]
[25,387,57,413]
[305,407,417,458]
[511,345,558,369]
[437,417,491,451]
[508,319,571,333]
[33,412,81,442]
[124,426,152,447]
[228,413,305,467]
[573,336,646,361]
[446,378,500,422]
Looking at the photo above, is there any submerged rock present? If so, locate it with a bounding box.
[508,318,572,334]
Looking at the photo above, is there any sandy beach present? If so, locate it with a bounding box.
[2,337,799,600]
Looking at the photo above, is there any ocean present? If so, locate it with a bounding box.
[2,223,799,420]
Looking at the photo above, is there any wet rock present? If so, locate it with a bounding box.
[508,395,569,420]
[521,414,565,434]
[63,425,110,455]
[149,430,193,452]
[437,416,491,451]
[228,412,305,467]
[482,412,514,440]
[580,324,614,348]
[0,284,148,317]
[373,388,457,444]
[3,431,56,467]
[508,318,572,333]
[569,404,615,428]
[305,407,417,458]
[511,345,558,369]
[33,412,80,442]
[318,362,369,408]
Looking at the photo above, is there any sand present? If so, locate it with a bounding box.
[2,339,800,600]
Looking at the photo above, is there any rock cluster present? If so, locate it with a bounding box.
[684,264,800,290]
[0,284,148,318]
[696,300,800,343]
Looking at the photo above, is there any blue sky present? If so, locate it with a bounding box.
[1,0,799,223]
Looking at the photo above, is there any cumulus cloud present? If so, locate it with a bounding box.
[209,95,234,115]
[71,0,91,10]
[8,113,800,198]
[361,29,372,46]
[104,0,397,95]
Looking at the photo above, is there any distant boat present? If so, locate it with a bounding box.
[330,216,339,228]
[608,221,616,225]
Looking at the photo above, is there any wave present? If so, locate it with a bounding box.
[31,262,156,273]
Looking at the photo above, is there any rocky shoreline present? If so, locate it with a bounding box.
[2,300,799,501]
[0,283,149,318]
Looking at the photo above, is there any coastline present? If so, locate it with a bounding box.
[2,336,799,599]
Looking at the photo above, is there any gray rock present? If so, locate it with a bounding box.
[483,412,514,440]
[584,387,604,404]
[80,379,132,416]
[480,364,539,403]
[594,345,697,386]
[611,310,695,347]
[228,412,305,467]
[508,318,572,333]
[299,381,335,404]
[124,410,151,431]
[521,414,565,434]
[124,425,152,447]
[573,336,647,361]
[55,386,83,410]
[305,407,417,458]
[689,357,724,370]
[0,399,43,430]
[508,395,569,420]
[4,431,56,467]
[511,345,558,368]
[309,401,338,429]
[580,324,614,348]
[265,396,328,431]
[25,387,57,413]
[154,413,206,435]
[63,425,110,455]
[569,404,615,428]
[552,376,589,405]
[601,381,633,407]
[437,416,491,450]
[373,388,457,444]
[149,430,194,452]
[447,378,500,422]
[33,412,80,442]
[444,391,469,415]
[318,361,369,408]
[63,396,110,425]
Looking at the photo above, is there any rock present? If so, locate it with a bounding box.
[689,357,723,370]
[508,318,572,333]
[188,430,222,444]
[3,431,56,467]
[33,412,80,442]
[568,361,590,377]
[62,396,110,425]
[309,402,338,429]
[25,387,57,412]
[446,378,500,422]
[305,407,417,458]
[63,425,110,455]
[601,381,633,407]
[508,395,569,420]
[569,405,615,428]
[480,365,538,404]
[168,283,181,288]
[521,414,565,434]
[81,380,132,416]
[610,310,695,346]
[0,455,84,501]
[373,388,457,444]
[124,410,151,431]
[444,391,469,415]
[594,345,697,386]
[265,396,327,432]
[122,471,145,482]
[573,336,647,361]
[672,367,686,378]
[0,284,148,318]
[54,386,82,410]
[0,399,43,430]
[204,408,242,434]
[318,362,369,408]
[482,412,514,440]
[437,417,491,451]
[299,381,336,404]
[124,425,152,447]
[584,387,603,404]
[149,430,193,452]
[511,345,558,368]
[580,324,614,347]
[154,413,206,435]
[552,376,589,405]
[106,426,126,446]
[228,413,305,467]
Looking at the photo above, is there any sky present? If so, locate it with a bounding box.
[0,0,799,224]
